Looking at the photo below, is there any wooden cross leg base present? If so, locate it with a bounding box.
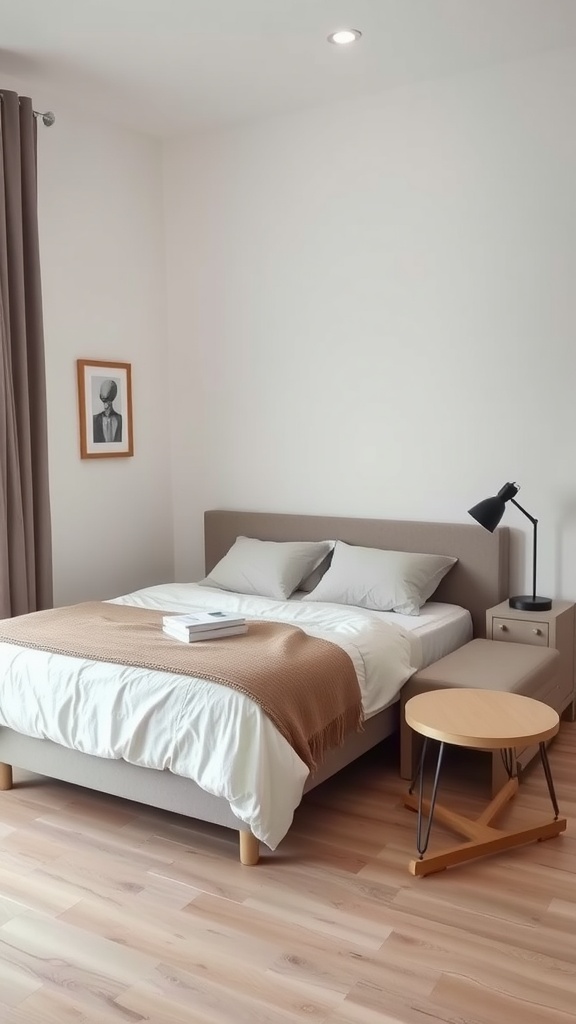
[404,777,567,877]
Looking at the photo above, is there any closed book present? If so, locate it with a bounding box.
[162,611,246,632]
[162,623,248,643]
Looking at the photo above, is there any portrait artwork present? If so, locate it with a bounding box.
[77,359,134,459]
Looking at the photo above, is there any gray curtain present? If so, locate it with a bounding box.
[0,89,52,618]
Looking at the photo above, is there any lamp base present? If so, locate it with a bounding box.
[508,595,552,612]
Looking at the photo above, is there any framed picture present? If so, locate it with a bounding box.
[77,359,134,459]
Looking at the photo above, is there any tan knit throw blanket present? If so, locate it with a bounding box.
[0,602,363,771]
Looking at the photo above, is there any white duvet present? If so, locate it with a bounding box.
[0,583,416,848]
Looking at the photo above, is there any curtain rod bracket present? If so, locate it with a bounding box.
[33,110,56,127]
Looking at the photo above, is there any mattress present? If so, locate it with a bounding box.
[371,602,472,671]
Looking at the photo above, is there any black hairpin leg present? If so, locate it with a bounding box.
[500,746,516,779]
[409,737,428,796]
[539,741,560,820]
[409,737,445,858]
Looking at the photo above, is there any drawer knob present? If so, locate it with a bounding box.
[533,628,542,636]
[498,624,508,632]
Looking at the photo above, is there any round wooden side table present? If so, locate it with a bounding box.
[404,688,566,877]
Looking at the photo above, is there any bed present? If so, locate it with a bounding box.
[0,510,509,864]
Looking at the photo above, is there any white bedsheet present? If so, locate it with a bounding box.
[290,594,472,669]
[368,602,473,670]
[0,583,419,849]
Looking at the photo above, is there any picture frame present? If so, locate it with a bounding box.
[77,359,134,459]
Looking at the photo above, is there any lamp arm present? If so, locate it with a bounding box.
[510,497,537,526]
[511,498,538,600]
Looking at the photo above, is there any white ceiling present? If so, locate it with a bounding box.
[2,0,576,136]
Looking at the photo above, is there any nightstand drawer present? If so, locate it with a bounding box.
[491,617,549,646]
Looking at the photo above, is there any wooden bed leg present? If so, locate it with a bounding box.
[0,763,13,791]
[239,830,260,866]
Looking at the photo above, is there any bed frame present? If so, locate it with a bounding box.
[0,510,509,864]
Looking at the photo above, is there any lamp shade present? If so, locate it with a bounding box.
[468,482,520,532]
[468,496,505,533]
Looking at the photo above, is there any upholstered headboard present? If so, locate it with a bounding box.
[204,510,509,638]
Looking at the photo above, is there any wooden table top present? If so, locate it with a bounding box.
[405,688,560,749]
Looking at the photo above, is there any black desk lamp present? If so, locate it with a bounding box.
[468,482,552,612]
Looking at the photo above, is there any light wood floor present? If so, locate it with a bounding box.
[0,723,575,1024]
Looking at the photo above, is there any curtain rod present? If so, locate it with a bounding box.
[33,110,56,127]
[1,95,56,125]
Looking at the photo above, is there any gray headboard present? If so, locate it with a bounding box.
[204,510,509,638]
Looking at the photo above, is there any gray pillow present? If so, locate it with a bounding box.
[199,536,334,601]
[302,541,457,615]
[298,550,334,592]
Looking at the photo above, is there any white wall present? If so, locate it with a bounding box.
[164,47,576,601]
[3,77,174,605]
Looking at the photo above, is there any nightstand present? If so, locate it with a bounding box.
[486,600,575,721]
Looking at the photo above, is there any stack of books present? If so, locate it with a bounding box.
[162,610,247,643]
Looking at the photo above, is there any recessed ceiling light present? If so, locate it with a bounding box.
[327,29,362,45]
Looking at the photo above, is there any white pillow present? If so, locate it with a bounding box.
[302,541,457,615]
[199,536,334,601]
